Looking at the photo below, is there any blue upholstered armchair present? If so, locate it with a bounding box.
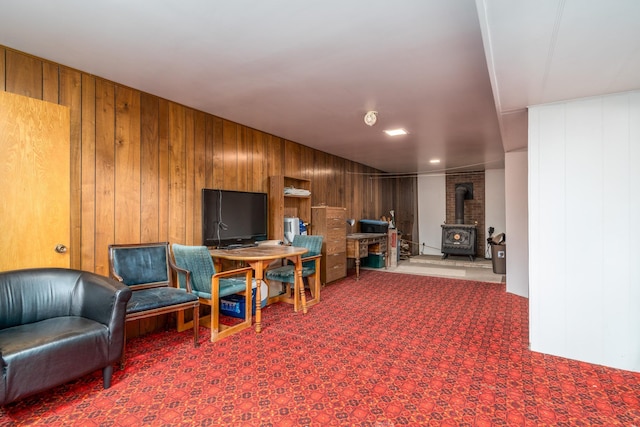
[108,242,200,368]
[170,244,254,342]
[0,268,131,405]
[265,235,323,311]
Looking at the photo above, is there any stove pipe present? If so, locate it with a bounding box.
[455,185,467,224]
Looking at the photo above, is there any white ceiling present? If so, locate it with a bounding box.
[1,0,639,174]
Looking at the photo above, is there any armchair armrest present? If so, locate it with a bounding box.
[168,257,194,293]
[73,272,132,327]
[211,266,254,302]
[264,253,322,272]
[170,259,253,294]
[72,271,132,362]
[109,267,124,284]
[306,253,322,269]
[302,253,321,269]
[213,266,253,280]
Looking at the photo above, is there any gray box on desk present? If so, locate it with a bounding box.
[359,219,388,234]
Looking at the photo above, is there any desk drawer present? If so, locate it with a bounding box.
[326,216,346,229]
[324,252,346,283]
[325,227,345,240]
[326,238,346,254]
[326,265,346,283]
[358,241,369,257]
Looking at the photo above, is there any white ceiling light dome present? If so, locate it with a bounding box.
[364,111,378,126]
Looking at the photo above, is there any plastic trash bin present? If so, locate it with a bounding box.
[491,244,506,274]
[488,233,506,274]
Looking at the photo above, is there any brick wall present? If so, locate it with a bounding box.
[445,172,485,258]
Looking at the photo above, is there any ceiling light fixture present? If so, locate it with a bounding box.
[383,128,408,136]
[364,111,378,126]
[430,159,441,164]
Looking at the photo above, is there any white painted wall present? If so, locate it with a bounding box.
[504,152,528,297]
[417,174,446,255]
[485,168,506,258]
[417,171,507,259]
[529,91,640,372]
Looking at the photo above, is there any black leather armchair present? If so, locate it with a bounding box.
[0,268,132,405]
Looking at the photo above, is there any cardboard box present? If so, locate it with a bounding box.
[369,243,382,252]
[388,229,398,268]
[220,288,256,319]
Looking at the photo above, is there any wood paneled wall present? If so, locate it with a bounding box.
[1,46,417,275]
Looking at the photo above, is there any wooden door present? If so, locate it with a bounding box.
[0,91,71,270]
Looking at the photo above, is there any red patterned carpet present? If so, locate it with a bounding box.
[2,270,639,426]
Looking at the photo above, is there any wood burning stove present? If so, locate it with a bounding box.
[441,224,477,260]
[441,183,477,260]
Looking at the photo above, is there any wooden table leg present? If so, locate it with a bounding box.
[295,255,307,314]
[250,260,266,333]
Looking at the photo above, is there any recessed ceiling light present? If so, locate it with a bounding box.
[430,159,441,164]
[383,128,408,136]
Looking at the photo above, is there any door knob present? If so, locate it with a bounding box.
[55,244,68,254]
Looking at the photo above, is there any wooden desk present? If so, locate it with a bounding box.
[346,233,388,280]
[209,245,308,333]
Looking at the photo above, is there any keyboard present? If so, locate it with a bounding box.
[218,243,258,250]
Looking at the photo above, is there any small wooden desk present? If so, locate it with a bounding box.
[209,245,308,333]
[346,233,388,280]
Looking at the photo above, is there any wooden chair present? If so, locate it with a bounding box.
[170,244,254,342]
[265,235,323,311]
[108,242,200,368]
